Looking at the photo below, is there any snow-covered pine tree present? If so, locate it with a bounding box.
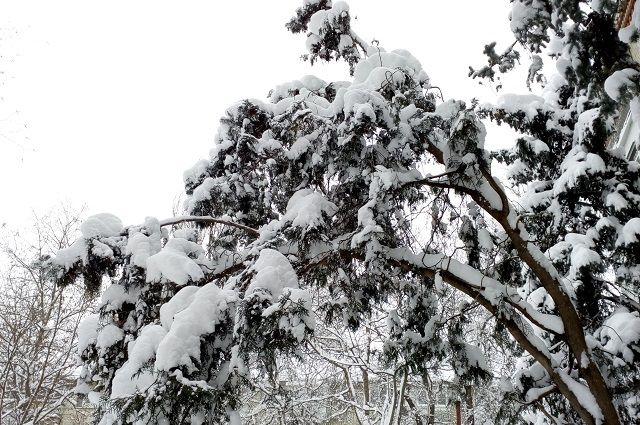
[52,1,640,424]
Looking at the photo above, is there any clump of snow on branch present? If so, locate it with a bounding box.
[597,309,640,365]
[155,282,237,371]
[146,237,209,286]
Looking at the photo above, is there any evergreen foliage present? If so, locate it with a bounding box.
[53,1,640,424]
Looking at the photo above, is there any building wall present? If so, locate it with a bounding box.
[58,401,94,425]
[616,110,640,160]
[613,0,640,161]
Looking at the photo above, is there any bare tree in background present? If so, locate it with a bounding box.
[0,206,93,424]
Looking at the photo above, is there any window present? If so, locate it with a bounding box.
[628,142,639,161]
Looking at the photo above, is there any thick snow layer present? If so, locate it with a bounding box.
[386,246,564,335]
[527,287,555,311]
[126,217,162,268]
[246,249,299,298]
[553,147,606,195]
[525,384,556,404]
[332,1,348,14]
[570,245,601,271]
[510,0,549,33]
[307,2,352,54]
[159,285,200,330]
[606,191,629,211]
[284,189,338,229]
[600,309,640,363]
[604,69,638,101]
[111,325,167,398]
[506,159,528,180]
[621,217,640,245]
[54,214,124,270]
[269,75,327,103]
[558,371,604,422]
[496,94,545,119]
[435,99,463,121]
[477,228,494,251]
[374,166,423,190]
[478,179,504,211]
[286,136,312,160]
[522,183,553,210]
[184,177,219,214]
[573,108,601,145]
[183,159,210,186]
[514,361,550,394]
[101,283,141,311]
[81,213,123,239]
[465,343,490,371]
[146,238,206,285]
[619,2,640,44]
[245,249,313,340]
[96,324,124,350]
[126,232,161,268]
[155,282,237,371]
[352,49,429,88]
[352,198,383,247]
[528,138,549,154]
[77,314,99,354]
[259,189,337,242]
[90,240,113,259]
[54,239,87,270]
[182,46,435,220]
[338,86,391,126]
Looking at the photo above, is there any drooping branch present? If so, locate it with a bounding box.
[302,243,564,336]
[294,240,599,424]
[350,30,370,57]
[159,215,260,237]
[520,385,558,406]
[412,130,619,424]
[380,249,599,425]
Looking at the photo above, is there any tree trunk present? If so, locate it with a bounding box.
[419,127,621,425]
[362,327,371,416]
[465,385,474,425]
[428,403,435,425]
[362,368,370,410]
[404,395,424,425]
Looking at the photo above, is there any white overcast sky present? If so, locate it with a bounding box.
[0,0,519,227]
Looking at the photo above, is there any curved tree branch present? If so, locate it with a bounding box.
[159,215,260,237]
